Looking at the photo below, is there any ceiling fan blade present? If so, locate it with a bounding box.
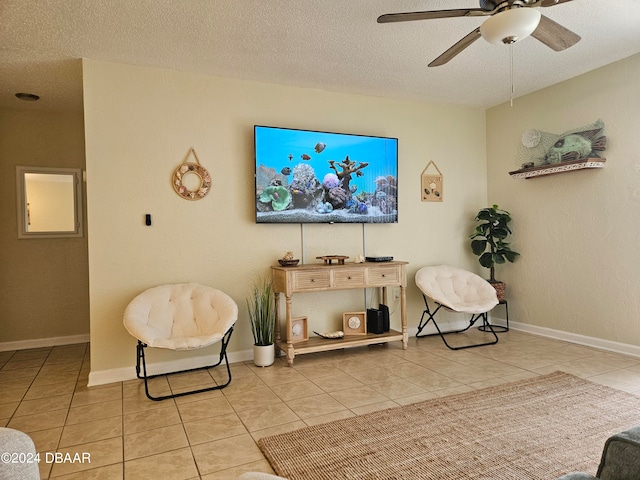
[532,14,581,51]
[377,9,487,24]
[428,28,482,67]
[540,0,574,7]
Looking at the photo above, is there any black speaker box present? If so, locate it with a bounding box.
[379,303,390,332]
[367,308,384,334]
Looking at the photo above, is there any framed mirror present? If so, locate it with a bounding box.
[16,166,84,239]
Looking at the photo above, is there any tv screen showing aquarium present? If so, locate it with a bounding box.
[254,126,398,224]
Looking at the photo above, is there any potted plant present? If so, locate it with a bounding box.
[470,204,520,301]
[246,276,276,367]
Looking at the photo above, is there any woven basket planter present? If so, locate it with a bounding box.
[491,281,506,302]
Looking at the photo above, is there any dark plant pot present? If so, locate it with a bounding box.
[490,281,506,302]
[278,259,299,267]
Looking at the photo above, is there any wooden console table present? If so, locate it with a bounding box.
[271,261,408,366]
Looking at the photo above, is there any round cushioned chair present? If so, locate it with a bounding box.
[0,428,40,479]
[415,265,499,350]
[123,283,238,401]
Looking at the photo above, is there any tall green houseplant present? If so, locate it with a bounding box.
[470,204,520,284]
[246,276,276,347]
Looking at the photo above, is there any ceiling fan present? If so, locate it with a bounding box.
[377,0,580,67]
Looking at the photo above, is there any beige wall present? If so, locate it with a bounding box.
[486,53,640,349]
[8,53,639,373]
[0,109,89,344]
[82,59,488,379]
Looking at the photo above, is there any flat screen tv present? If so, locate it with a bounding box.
[255,126,398,224]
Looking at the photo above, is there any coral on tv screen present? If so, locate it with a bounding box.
[255,126,398,224]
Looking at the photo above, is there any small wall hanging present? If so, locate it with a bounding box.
[172,147,212,200]
[421,161,443,202]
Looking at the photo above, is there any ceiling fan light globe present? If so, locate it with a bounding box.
[480,8,542,45]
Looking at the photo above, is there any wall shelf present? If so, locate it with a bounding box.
[509,158,606,179]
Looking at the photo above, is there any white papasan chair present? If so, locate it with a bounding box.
[0,428,40,479]
[415,265,499,350]
[123,283,238,401]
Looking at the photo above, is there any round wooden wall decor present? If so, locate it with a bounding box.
[172,148,211,200]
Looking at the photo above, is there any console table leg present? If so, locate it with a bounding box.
[274,292,281,344]
[286,344,295,367]
[285,294,295,366]
[400,285,408,350]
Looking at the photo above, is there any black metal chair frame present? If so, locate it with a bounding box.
[416,295,498,350]
[478,299,509,332]
[135,326,234,401]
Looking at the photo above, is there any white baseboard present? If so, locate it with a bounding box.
[89,320,640,387]
[87,349,253,387]
[407,315,640,358]
[0,334,90,352]
[500,320,640,358]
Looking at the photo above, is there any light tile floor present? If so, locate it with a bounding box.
[2,330,640,479]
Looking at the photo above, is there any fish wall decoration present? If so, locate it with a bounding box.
[516,119,607,169]
[510,120,607,179]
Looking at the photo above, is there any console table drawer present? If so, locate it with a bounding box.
[333,269,365,288]
[293,271,331,290]
[368,266,400,285]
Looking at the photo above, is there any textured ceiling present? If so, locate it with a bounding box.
[2,0,640,113]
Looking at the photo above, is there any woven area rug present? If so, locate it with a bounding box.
[258,372,640,479]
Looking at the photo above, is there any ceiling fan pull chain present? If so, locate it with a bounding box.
[510,43,514,107]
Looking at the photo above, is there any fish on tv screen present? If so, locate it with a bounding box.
[254,126,398,224]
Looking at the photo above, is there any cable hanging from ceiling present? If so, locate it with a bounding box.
[510,43,515,107]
